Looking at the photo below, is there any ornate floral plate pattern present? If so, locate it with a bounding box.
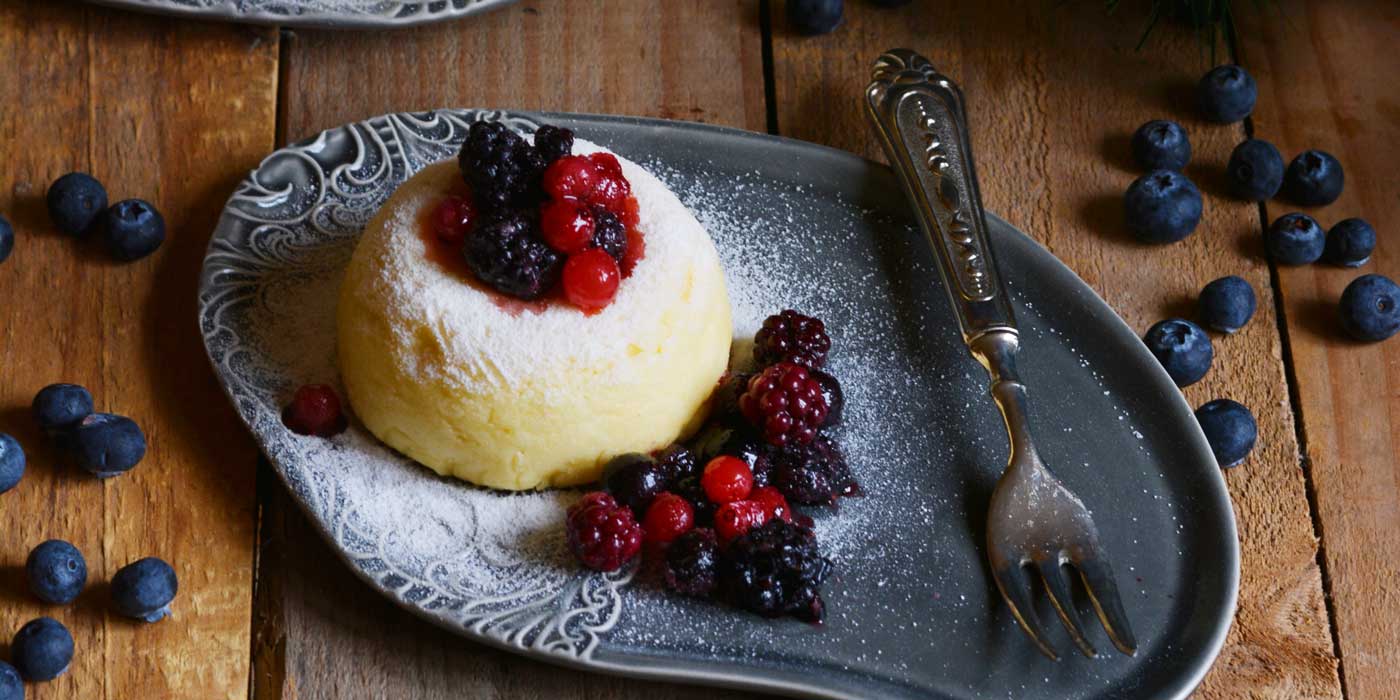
[86,0,515,28]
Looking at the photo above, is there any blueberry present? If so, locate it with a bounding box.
[1124,170,1203,243]
[71,413,146,478]
[601,453,665,514]
[1324,218,1375,267]
[111,557,179,622]
[0,214,13,264]
[0,661,20,700]
[32,383,94,436]
[46,172,108,236]
[1143,319,1213,386]
[1131,120,1191,171]
[787,0,843,35]
[1197,65,1257,123]
[1265,213,1326,265]
[11,617,73,681]
[1284,150,1344,206]
[1339,274,1400,342]
[103,199,165,262]
[0,434,24,495]
[1195,399,1257,468]
[25,540,87,605]
[1226,139,1284,201]
[1199,276,1256,334]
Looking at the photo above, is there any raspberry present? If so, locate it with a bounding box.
[663,528,719,598]
[566,492,642,572]
[458,121,545,213]
[811,369,843,428]
[721,519,832,622]
[601,453,665,515]
[589,205,627,263]
[431,195,476,246]
[739,362,828,446]
[767,434,860,505]
[715,500,767,543]
[642,492,694,544]
[562,249,621,312]
[540,199,594,254]
[282,384,346,437]
[533,125,574,165]
[542,155,598,202]
[701,456,754,504]
[463,211,561,299]
[750,486,793,523]
[754,310,831,369]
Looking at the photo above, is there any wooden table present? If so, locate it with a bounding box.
[0,0,1392,697]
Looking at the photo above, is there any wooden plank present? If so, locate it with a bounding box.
[256,1,767,697]
[0,2,276,698]
[769,2,1341,697]
[1236,1,1400,696]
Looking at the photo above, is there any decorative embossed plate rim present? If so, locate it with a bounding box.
[85,0,516,28]
[198,110,1237,699]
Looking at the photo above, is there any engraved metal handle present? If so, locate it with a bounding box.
[865,49,1016,344]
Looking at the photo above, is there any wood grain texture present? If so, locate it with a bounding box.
[1237,2,1400,697]
[255,1,767,698]
[769,1,1341,697]
[0,2,276,698]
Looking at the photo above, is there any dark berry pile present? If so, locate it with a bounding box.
[753,309,830,368]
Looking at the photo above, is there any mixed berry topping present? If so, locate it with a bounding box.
[721,519,833,622]
[282,384,348,438]
[740,362,828,447]
[459,121,546,212]
[601,452,666,515]
[464,211,562,300]
[533,125,574,165]
[566,492,643,572]
[715,499,769,543]
[753,309,831,368]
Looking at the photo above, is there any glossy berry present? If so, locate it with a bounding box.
[566,492,643,572]
[715,500,768,543]
[689,425,771,483]
[0,433,24,495]
[25,540,87,605]
[11,617,73,681]
[810,369,843,428]
[32,383,93,435]
[46,172,108,236]
[1266,213,1326,265]
[601,453,666,516]
[739,362,828,446]
[1143,319,1214,387]
[1195,399,1257,468]
[589,174,632,215]
[1197,65,1257,123]
[0,214,12,265]
[72,413,146,478]
[1124,170,1202,244]
[1339,274,1400,342]
[701,455,755,504]
[587,152,624,179]
[642,492,695,544]
[463,210,562,299]
[0,661,19,700]
[1226,139,1284,201]
[1198,276,1256,334]
[754,310,831,368]
[1324,218,1375,268]
[282,384,346,437]
[654,444,698,485]
[1131,120,1191,172]
[1284,150,1344,207]
[766,434,859,505]
[721,519,832,622]
[103,199,165,261]
[750,486,793,523]
[431,195,477,246]
[542,155,598,202]
[540,198,595,254]
[533,125,574,165]
[787,0,843,35]
[561,249,621,312]
[588,206,627,263]
[663,528,720,598]
[111,557,179,622]
[458,121,545,213]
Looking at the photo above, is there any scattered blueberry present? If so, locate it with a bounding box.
[600,452,665,515]
[1339,274,1400,342]
[1283,150,1344,206]
[1324,218,1375,267]
[11,617,73,681]
[111,557,179,622]
[32,383,94,436]
[0,434,24,495]
[46,172,108,236]
[103,199,165,262]
[0,214,13,264]
[787,0,843,35]
[1199,276,1256,334]
[1265,213,1326,265]
[1226,139,1284,201]
[1197,65,1257,123]
[1124,170,1203,243]
[1195,399,1257,468]
[1143,319,1214,386]
[71,413,146,478]
[25,540,87,605]
[1131,120,1191,171]
[0,661,20,700]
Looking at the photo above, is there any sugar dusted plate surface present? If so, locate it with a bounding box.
[85,0,514,28]
[198,110,1238,699]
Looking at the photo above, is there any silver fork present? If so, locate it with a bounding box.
[864,49,1137,660]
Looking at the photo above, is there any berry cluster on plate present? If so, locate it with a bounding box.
[565,310,860,623]
[432,122,644,312]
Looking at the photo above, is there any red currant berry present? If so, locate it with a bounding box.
[590,174,632,214]
[543,155,597,201]
[714,500,767,543]
[701,456,754,504]
[431,195,476,246]
[282,384,347,437]
[562,249,621,312]
[540,198,595,254]
[642,492,695,544]
[750,486,792,523]
[588,152,624,178]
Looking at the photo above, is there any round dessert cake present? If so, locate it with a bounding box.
[337,136,732,490]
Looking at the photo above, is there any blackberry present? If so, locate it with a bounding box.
[463,211,562,299]
[664,528,720,598]
[533,125,574,165]
[754,310,831,368]
[721,519,832,622]
[589,205,627,264]
[458,121,546,213]
[768,434,859,505]
[655,444,698,485]
[740,362,828,446]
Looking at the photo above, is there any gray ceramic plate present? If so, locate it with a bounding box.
[85,0,514,28]
[198,110,1238,699]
